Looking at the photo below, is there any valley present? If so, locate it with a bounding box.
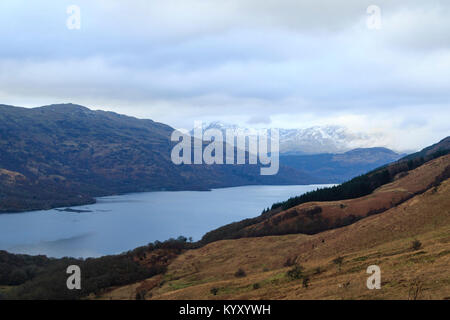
[2,0,449,304]
[0,103,405,213]
[0,141,448,300]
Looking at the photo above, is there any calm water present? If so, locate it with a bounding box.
[0,185,332,258]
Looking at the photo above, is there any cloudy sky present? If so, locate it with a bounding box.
[0,0,449,151]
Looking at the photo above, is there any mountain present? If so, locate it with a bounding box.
[196,121,405,182]
[280,147,405,183]
[0,103,315,213]
[201,121,388,154]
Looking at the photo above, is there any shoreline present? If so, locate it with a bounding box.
[0,182,329,215]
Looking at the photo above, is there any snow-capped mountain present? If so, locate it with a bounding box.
[195,121,387,154]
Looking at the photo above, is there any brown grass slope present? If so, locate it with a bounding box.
[242,154,450,236]
[99,155,450,300]
[200,143,450,243]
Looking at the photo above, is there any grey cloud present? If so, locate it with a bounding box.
[247,115,272,125]
[0,0,449,151]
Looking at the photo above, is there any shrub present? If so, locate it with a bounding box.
[333,256,344,271]
[333,256,344,266]
[287,265,304,280]
[302,276,310,288]
[210,287,219,296]
[135,290,146,300]
[234,268,246,278]
[314,267,323,275]
[411,240,422,251]
[8,269,28,286]
[408,278,424,300]
[283,257,297,267]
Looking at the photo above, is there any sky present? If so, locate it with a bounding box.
[0,0,449,151]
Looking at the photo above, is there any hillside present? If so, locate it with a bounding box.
[99,155,450,300]
[0,103,315,212]
[235,154,450,238]
[402,137,450,161]
[200,138,450,244]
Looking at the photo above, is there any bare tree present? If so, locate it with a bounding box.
[408,278,424,300]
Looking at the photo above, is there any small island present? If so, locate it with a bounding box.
[54,208,93,213]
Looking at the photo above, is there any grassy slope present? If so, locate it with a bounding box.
[99,156,450,300]
[200,152,450,243]
[240,154,450,237]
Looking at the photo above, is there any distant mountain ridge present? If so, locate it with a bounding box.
[200,121,388,154]
[280,147,405,183]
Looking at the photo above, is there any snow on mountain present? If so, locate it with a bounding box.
[195,122,387,154]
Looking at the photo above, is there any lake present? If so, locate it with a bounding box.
[0,184,332,258]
